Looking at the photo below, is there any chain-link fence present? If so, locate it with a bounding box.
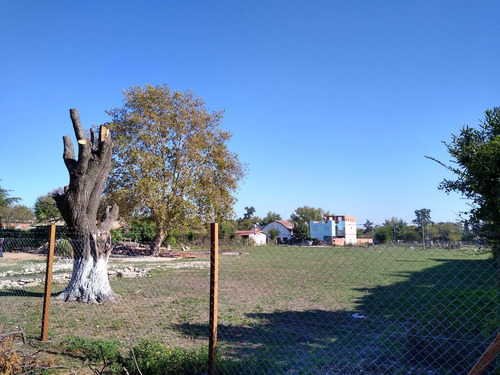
[0,227,498,374]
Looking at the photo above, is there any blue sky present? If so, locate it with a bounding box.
[1,1,499,226]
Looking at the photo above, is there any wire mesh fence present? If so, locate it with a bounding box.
[0,226,498,374]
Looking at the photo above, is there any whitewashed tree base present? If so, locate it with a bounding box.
[56,257,117,303]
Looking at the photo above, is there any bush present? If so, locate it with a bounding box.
[64,336,123,374]
[55,239,73,258]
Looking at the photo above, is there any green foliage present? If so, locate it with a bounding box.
[0,180,20,208]
[268,227,280,241]
[124,220,156,242]
[363,219,374,235]
[33,194,60,222]
[106,84,246,247]
[427,107,500,243]
[413,208,432,234]
[218,220,236,239]
[261,211,282,226]
[55,239,73,258]
[374,226,393,243]
[64,336,123,374]
[0,205,35,226]
[243,206,256,220]
[290,205,328,240]
[124,339,208,375]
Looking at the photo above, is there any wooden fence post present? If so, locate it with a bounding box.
[468,332,500,375]
[209,222,219,375]
[41,225,56,342]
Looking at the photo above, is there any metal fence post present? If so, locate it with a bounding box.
[209,222,219,375]
[41,225,56,342]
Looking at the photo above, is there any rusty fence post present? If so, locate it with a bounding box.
[41,225,56,341]
[209,222,219,375]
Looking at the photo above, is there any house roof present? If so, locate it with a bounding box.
[275,220,294,230]
[235,230,265,236]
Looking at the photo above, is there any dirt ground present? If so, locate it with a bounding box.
[0,251,46,262]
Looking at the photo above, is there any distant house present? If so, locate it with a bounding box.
[1,221,33,230]
[234,229,267,246]
[310,215,359,245]
[261,220,294,244]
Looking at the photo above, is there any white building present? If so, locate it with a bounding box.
[261,220,294,244]
[234,230,267,246]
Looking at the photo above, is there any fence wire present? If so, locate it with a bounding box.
[0,227,498,374]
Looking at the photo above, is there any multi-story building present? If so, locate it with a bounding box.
[310,215,357,245]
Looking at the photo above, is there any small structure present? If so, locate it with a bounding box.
[234,229,267,246]
[261,220,294,244]
[310,215,358,245]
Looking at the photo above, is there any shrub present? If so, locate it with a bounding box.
[55,239,73,258]
[64,336,123,374]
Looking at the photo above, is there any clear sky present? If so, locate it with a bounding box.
[1,1,499,226]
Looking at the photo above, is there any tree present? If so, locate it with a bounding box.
[292,221,310,242]
[261,211,282,226]
[106,84,245,256]
[363,220,374,235]
[268,227,280,244]
[427,107,500,249]
[290,205,328,239]
[0,205,35,226]
[243,206,256,220]
[384,217,407,243]
[374,226,392,244]
[0,180,20,207]
[34,191,62,222]
[413,208,432,248]
[290,206,327,225]
[53,109,119,303]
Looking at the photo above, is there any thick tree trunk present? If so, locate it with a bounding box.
[54,109,119,303]
[150,229,166,257]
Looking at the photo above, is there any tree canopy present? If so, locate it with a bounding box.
[261,211,282,226]
[106,84,246,255]
[34,191,62,223]
[428,107,500,245]
[0,180,20,208]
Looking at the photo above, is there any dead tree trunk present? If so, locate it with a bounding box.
[54,109,119,303]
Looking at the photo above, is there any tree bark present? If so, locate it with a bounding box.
[150,228,166,257]
[54,109,119,303]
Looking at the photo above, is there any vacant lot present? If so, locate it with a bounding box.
[0,244,498,373]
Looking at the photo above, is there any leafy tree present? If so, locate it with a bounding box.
[413,208,432,247]
[374,226,392,244]
[383,217,407,242]
[363,219,374,235]
[268,227,280,244]
[290,205,328,239]
[106,84,245,255]
[0,180,20,207]
[427,107,500,256]
[34,192,61,222]
[0,205,35,225]
[261,211,282,226]
[433,222,462,242]
[292,221,310,242]
[243,206,256,220]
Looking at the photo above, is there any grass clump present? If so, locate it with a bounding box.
[64,335,123,374]
[124,339,208,375]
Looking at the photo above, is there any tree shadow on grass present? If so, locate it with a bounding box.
[173,256,498,374]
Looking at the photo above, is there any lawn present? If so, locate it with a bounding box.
[0,244,498,373]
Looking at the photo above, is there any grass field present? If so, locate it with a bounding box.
[0,244,498,373]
